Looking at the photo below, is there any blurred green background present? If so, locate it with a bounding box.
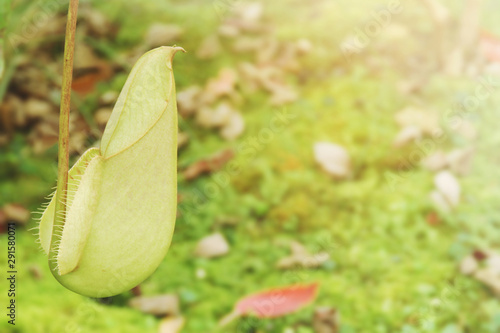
[1,0,500,332]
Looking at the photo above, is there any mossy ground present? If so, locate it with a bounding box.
[1,0,500,332]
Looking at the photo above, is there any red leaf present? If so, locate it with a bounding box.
[235,283,319,318]
[480,31,500,63]
[182,148,234,180]
[426,212,440,226]
[473,250,488,262]
[72,62,112,95]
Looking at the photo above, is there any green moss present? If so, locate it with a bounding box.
[3,0,500,332]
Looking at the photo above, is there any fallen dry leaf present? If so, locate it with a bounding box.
[80,7,113,38]
[476,269,500,296]
[447,147,475,176]
[178,132,189,149]
[0,210,7,233]
[237,62,263,93]
[177,86,203,117]
[73,43,103,69]
[218,23,240,38]
[273,43,301,73]
[422,151,448,172]
[129,294,179,316]
[473,250,488,261]
[28,265,43,280]
[194,233,230,259]
[434,171,460,206]
[131,285,142,297]
[25,14,66,42]
[461,250,500,296]
[217,2,265,37]
[99,91,119,106]
[313,142,351,179]
[4,203,30,225]
[420,0,455,74]
[313,307,340,333]
[30,134,58,155]
[220,112,245,141]
[11,65,50,98]
[195,103,234,129]
[68,131,88,155]
[295,38,313,55]
[480,31,500,63]
[430,190,450,212]
[268,82,298,106]
[232,36,264,54]
[448,0,482,76]
[24,98,54,120]
[234,2,263,24]
[158,316,185,333]
[203,68,239,104]
[72,44,113,95]
[28,114,59,154]
[183,149,234,180]
[256,38,280,65]
[430,171,460,212]
[426,211,441,226]
[237,61,298,105]
[0,94,26,131]
[393,126,422,148]
[277,241,330,269]
[219,283,319,326]
[460,254,479,275]
[197,34,221,60]
[67,114,91,154]
[451,119,477,140]
[421,0,450,33]
[94,107,113,129]
[72,63,113,95]
[252,67,286,92]
[0,134,8,147]
[422,148,475,175]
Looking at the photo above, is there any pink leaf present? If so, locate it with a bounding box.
[480,31,500,63]
[235,283,319,318]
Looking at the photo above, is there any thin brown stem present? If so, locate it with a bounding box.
[50,0,79,274]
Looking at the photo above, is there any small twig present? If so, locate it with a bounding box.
[50,0,79,274]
